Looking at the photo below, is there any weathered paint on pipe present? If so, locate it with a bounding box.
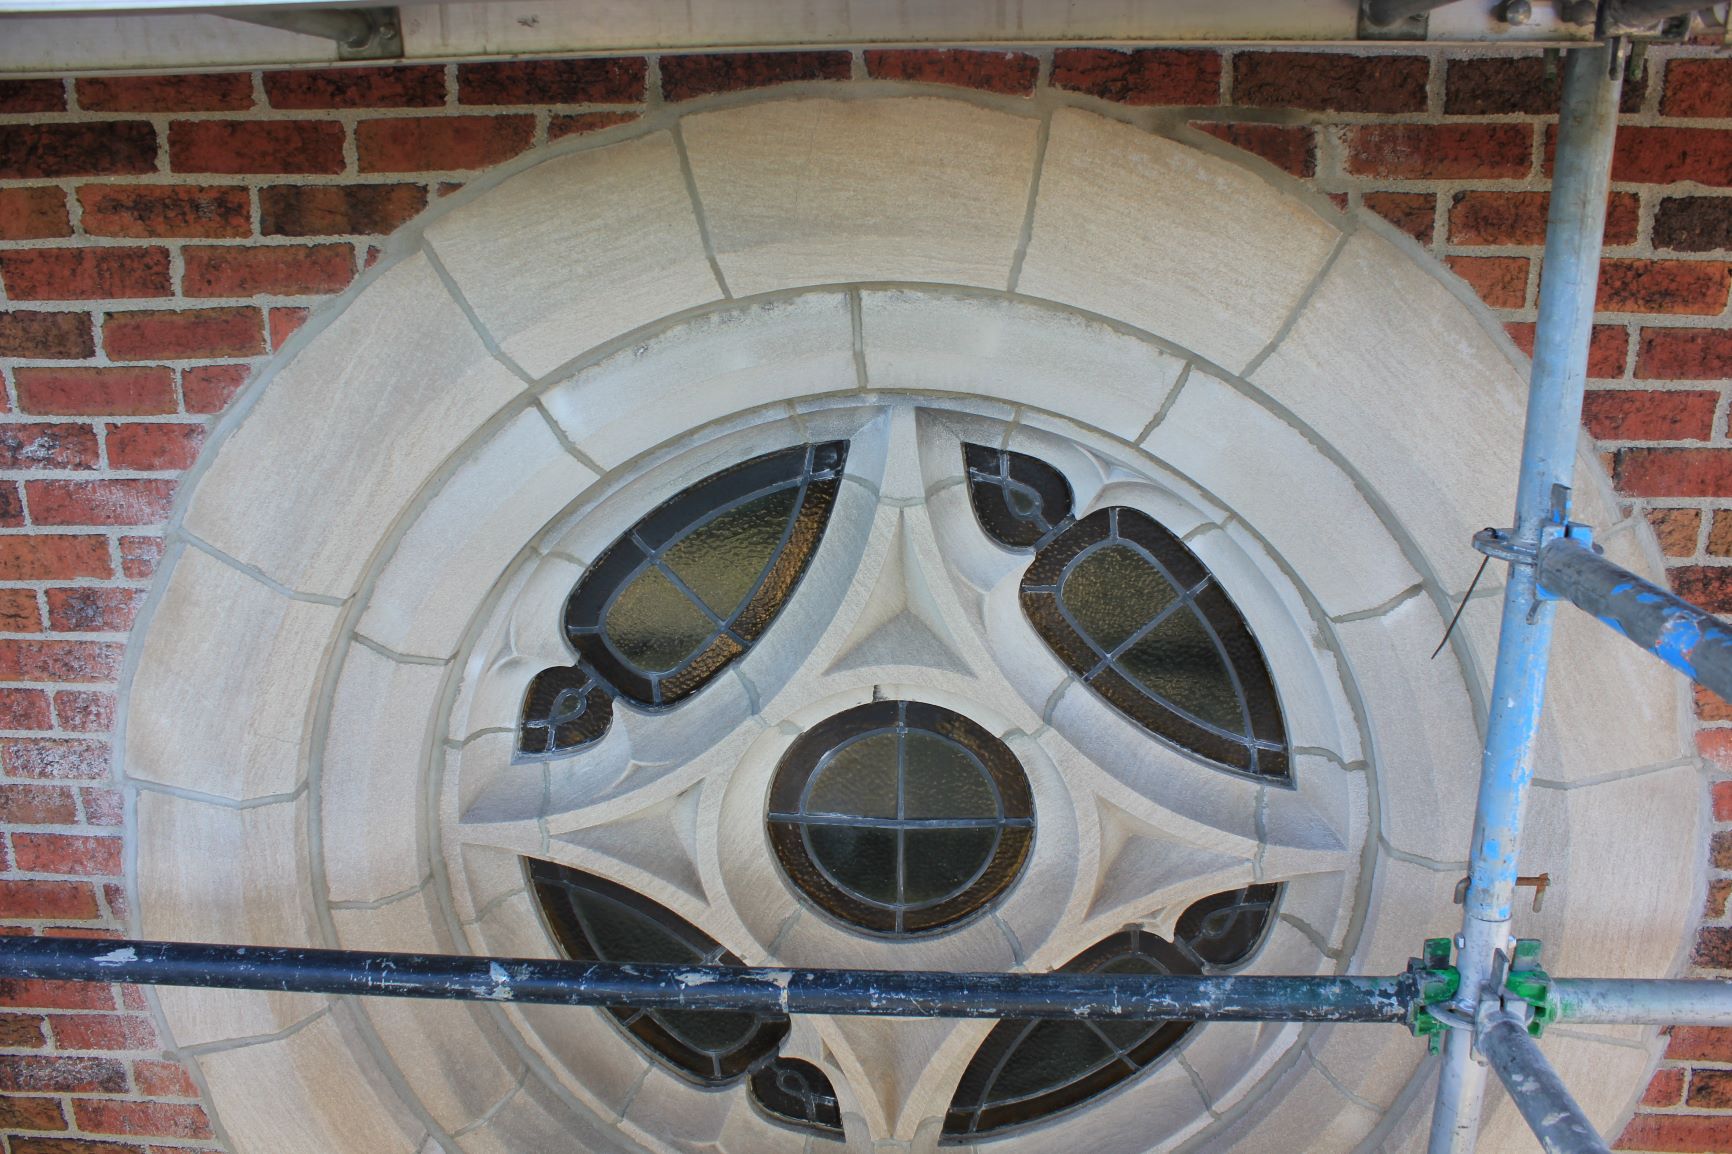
[1538,536,1732,705]
[1430,42,1623,1154]
[1479,1011,1612,1154]
[1363,0,1453,26]
[1554,978,1732,1025]
[0,935,1415,1021]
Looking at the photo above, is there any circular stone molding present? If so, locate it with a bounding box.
[120,92,1701,1154]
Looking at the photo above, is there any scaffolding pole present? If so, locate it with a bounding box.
[1479,1010,1613,1154]
[1428,40,1623,1154]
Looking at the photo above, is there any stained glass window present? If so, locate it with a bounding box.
[963,445,1290,781]
[766,700,1034,936]
[528,859,788,1083]
[518,442,847,757]
[749,1057,845,1137]
[943,884,1282,1140]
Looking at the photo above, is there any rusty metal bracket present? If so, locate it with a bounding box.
[1454,872,1550,913]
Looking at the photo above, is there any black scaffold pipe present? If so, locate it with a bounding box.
[1479,1011,1613,1154]
[1537,536,1732,705]
[0,936,1414,1023]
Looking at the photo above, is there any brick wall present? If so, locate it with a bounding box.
[0,42,1729,1153]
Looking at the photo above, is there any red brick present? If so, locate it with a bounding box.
[0,423,100,470]
[1616,447,1732,495]
[0,485,24,531]
[0,690,53,731]
[1656,196,1732,253]
[14,368,173,418]
[259,182,426,237]
[1447,55,1645,116]
[102,307,264,361]
[1615,1112,1732,1151]
[863,49,1039,96]
[1506,322,1628,377]
[1049,48,1221,106]
[1647,507,1703,556]
[0,124,157,180]
[1711,877,1732,918]
[0,79,65,113]
[12,835,121,878]
[132,1059,197,1099]
[1583,389,1717,441]
[1449,190,1640,247]
[1639,327,1732,379]
[265,64,445,108]
[1716,778,1732,820]
[46,589,143,634]
[1663,58,1732,117]
[168,120,345,175]
[1699,925,1732,968]
[104,423,204,471]
[1446,255,1527,309]
[73,1100,212,1140]
[77,72,250,112]
[53,693,113,734]
[0,738,112,780]
[1598,259,1732,315]
[1362,191,1434,244]
[1699,683,1732,719]
[1672,1026,1732,1062]
[0,785,79,826]
[0,538,110,582]
[0,1011,46,1048]
[1345,124,1532,179]
[77,787,119,827]
[43,1013,153,1051]
[26,479,174,527]
[182,243,354,297]
[1673,565,1732,613]
[268,306,308,350]
[661,50,851,102]
[1614,126,1732,186]
[0,248,171,302]
[0,1095,68,1131]
[0,881,99,922]
[0,978,112,1012]
[1642,1067,1685,1108]
[1232,52,1426,113]
[0,188,71,242]
[0,313,94,361]
[1193,122,1315,178]
[547,112,640,141]
[180,364,249,414]
[356,115,534,173]
[458,57,645,104]
[76,185,250,240]
[117,536,160,581]
[12,1142,141,1154]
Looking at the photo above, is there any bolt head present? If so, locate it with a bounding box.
[1503,0,1533,22]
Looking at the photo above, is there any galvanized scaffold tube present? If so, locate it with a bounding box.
[1552,978,1732,1025]
[1428,42,1623,1154]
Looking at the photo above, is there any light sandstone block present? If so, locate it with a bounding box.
[321,644,447,903]
[197,1013,419,1154]
[1248,231,1528,597]
[859,290,1184,442]
[127,548,339,801]
[455,1079,616,1154]
[331,898,524,1132]
[184,253,524,597]
[541,293,856,469]
[427,131,721,377]
[137,792,322,1045]
[1019,108,1339,373]
[1145,370,1421,618]
[1333,595,1481,862]
[1200,1063,1380,1154]
[359,409,595,659]
[682,98,1040,296]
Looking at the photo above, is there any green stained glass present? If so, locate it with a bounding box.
[902,828,996,905]
[902,734,996,819]
[1118,608,1243,733]
[988,1021,1116,1101]
[602,567,715,674]
[663,487,799,617]
[1060,544,1179,653]
[806,735,900,818]
[806,826,899,903]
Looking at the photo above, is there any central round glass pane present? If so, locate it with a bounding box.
[766,700,1034,935]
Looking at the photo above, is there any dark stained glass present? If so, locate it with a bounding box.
[963,443,1075,549]
[527,859,788,1083]
[750,1057,845,1137]
[767,700,1034,936]
[516,442,846,758]
[942,884,1282,1140]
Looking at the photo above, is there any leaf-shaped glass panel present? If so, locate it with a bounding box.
[749,1057,845,1137]
[528,859,788,1083]
[942,884,1281,1140]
